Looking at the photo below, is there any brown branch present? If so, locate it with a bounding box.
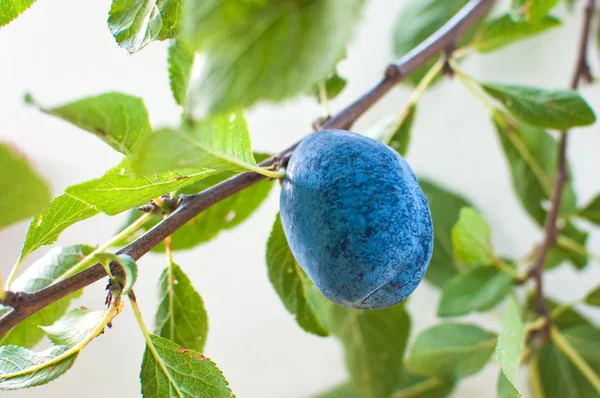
[528,0,596,338]
[0,0,496,336]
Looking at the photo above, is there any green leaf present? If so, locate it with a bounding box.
[565,0,578,11]
[532,326,600,398]
[381,104,416,157]
[584,285,600,307]
[438,267,514,317]
[0,345,75,389]
[0,0,35,28]
[140,334,234,397]
[562,325,600,365]
[168,40,195,107]
[117,167,273,251]
[132,113,263,176]
[36,92,151,156]
[419,179,473,287]
[108,0,182,53]
[266,214,330,337]
[512,0,561,21]
[392,0,475,85]
[329,303,410,398]
[578,194,600,225]
[66,159,215,216]
[19,194,99,261]
[182,0,364,113]
[473,13,561,52]
[492,112,577,226]
[495,297,524,398]
[155,263,208,353]
[95,253,138,295]
[547,222,589,269]
[0,305,115,390]
[0,142,51,229]
[0,245,93,348]
[316,70,348,101]
[392,372,455,398]
[41,307,108,347]
[451,207,495,266]
[498,373,520,398]
[316,383,361,398]
[526,295,592,330]
[405,323,497,379]
[482,83,596,131]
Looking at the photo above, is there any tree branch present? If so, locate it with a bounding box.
[528,0,596,334]
[0,0,496,337]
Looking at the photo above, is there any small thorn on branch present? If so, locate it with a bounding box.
[442,42,457,77]
[136,195,180,215]
[384,65,403,82]
[1,291,21,309]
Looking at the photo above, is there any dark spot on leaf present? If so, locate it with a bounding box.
[95,128,108,136]
[177,347,190,355]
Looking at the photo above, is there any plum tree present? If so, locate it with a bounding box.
[1,0,599,397]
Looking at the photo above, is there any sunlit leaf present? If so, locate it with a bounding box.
[495,297,524,398]
[451,207,495,266]
[19,194,99,261]
[182,0,364,112]
[0,245,93,348]
[108,0,182,53]
[36,92,151,156]
[419,179,473,287]
[0,142,50,229]
[0,0,36,28]
[131,113,262,176]
[66,159,215,215]
[155,263,208,353]
[117,162,274,251]
[140,334,234,397]
[0,304,117,389]
[168,40,195,107]
[512,0,560,21]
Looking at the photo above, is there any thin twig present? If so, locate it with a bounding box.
[528,0,596,338]
[0,0,496,337]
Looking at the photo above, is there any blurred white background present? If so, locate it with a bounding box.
[1,0,599,397]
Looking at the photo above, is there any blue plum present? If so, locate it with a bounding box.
[280,130,433,309]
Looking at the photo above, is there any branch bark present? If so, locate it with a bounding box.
[529,0,596,333]
[0,0,496,336]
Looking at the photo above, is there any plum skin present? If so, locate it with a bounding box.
[279,130,433,309]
